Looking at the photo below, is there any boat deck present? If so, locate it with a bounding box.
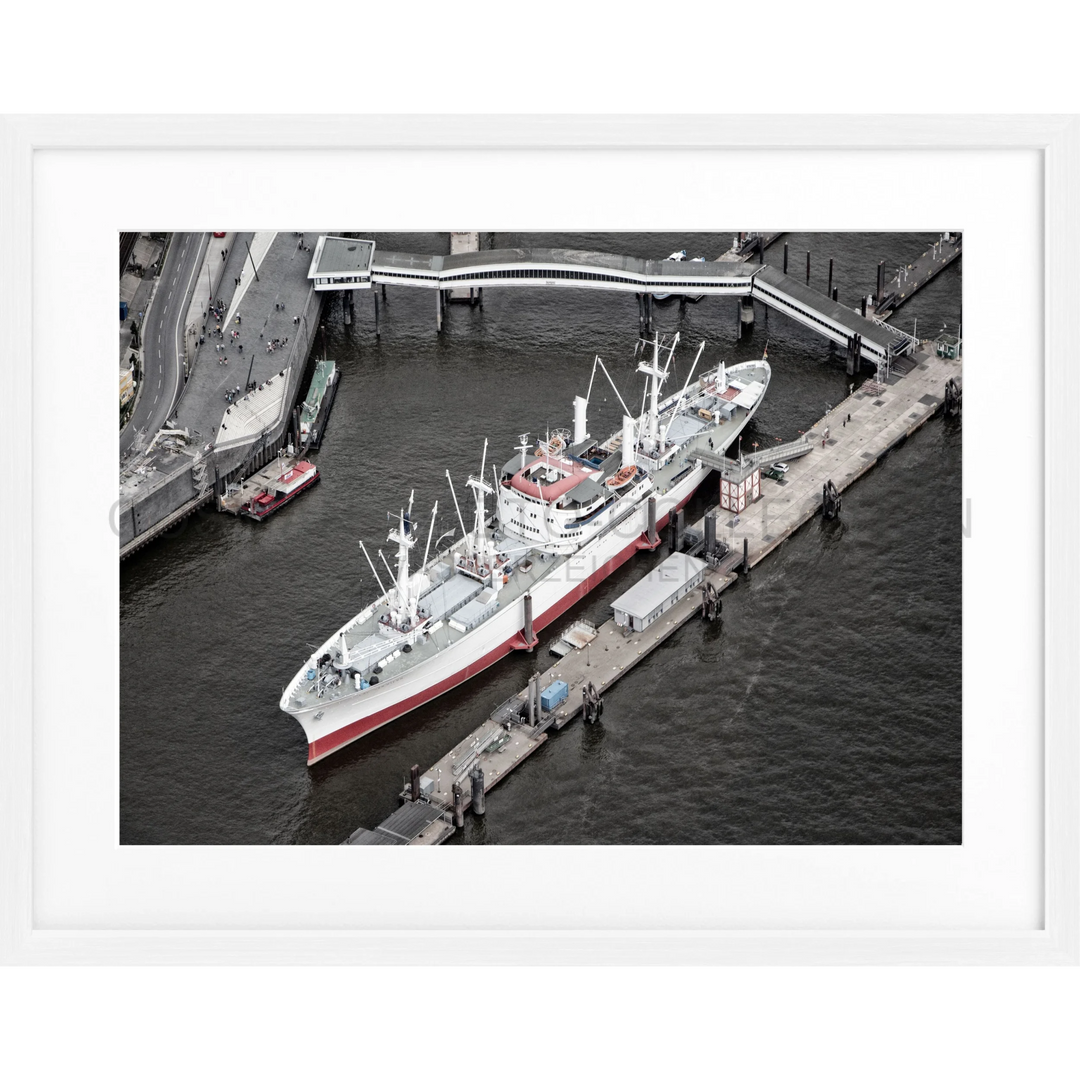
[219,454,313,516]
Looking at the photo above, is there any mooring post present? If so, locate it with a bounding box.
[806,250,811,284]
[783,242,789,275]
[861,295,868,318]
[410,764,420,802]
[373,289,380,338]
[876,260,885,304]
[647,496,658,546]
[832,287,838,303]
[827,258,833,298]
[742,537,749,575]
[704,511,716,559]
[470,765,485,816]
[452,782,464,828]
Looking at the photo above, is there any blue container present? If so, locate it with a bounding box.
[540,680,569,712]
[120,300,128,321]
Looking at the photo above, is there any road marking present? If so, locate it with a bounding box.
[168,290,173,300]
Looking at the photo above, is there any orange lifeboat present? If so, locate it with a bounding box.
[606,465,637,489]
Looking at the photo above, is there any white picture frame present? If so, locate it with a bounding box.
[1,115,1076,965]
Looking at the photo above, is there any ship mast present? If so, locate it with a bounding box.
[636,332,676,454]
[386,489,417,629]
[466,438,494,569]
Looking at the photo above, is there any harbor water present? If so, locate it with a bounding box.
[119,232,962,845]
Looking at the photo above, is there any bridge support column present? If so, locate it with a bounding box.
[783,242,789,275]
[373,288,380,338]
[739,295,755,327]
[876,260,885,305]
[636,292,644,332]
[435,288,443,333]
[845,332,862,377]
[644,293,653,332]
[827,258,833,299]
[806,250,811,284]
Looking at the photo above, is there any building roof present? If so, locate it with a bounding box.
[612,552,706,619]
[309,236,375,277]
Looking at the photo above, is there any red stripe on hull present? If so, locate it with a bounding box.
[306,480,703,764]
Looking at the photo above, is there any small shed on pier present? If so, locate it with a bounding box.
[611,552,707,633]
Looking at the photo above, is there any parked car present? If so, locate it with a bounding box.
[772,462,789,473]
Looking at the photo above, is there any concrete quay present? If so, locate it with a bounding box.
[119,232,324,560]
[353,341,961,844]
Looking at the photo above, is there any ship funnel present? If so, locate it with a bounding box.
[573,396,589,446]
[718,360,727,393]
[621,415,636,469]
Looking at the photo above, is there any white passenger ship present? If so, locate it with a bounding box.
[282,334,770,764]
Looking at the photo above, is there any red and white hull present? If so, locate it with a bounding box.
[293,477,698,765]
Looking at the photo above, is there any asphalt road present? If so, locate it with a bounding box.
[120,232,208,459]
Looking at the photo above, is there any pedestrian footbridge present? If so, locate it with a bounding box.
[308,236,912,373]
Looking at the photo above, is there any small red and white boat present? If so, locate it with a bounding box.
[220,454,320,521]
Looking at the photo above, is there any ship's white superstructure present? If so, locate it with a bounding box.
[281,334,771,764]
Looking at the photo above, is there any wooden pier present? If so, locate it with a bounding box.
[348,343,962,844]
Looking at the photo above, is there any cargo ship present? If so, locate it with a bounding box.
[281,334,770,764]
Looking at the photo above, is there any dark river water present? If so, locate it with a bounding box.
[120,232,961,845]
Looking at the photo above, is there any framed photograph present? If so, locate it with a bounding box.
[1,115,1076,964]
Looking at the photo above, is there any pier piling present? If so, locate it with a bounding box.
[523,593,536,652]
[876,260,885,305]
[822,479,842,520]
[452,782,464,828]
[783,242,789,274]
[806,250,811,284]
[827,258,833,298]
[704,510,717,559]
[470,765,486,816]
[647,497,658,547]
[410,764,420,802]
[742,537,749,575]
[374,289,380,338]
[670,508,684,553]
